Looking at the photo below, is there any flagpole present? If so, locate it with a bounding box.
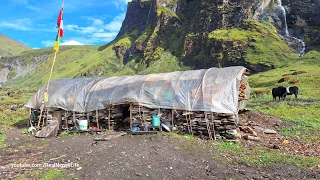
[37,0,64,129]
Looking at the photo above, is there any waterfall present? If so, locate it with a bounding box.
[277,0,305,56]
[276,0,289,36]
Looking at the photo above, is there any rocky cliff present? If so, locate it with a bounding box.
[1,0,320,88]
[108,0,314,73]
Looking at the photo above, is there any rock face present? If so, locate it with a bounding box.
[282,0,320,47]
[110,0,300,73]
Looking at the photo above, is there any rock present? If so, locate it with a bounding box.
[264,129,277,134]
[240,126,258,136]
[10,105,18,111]
[243,134,260,141]
[272,144,280,149]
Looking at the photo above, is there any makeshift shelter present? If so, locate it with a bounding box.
[25,66,249,114]
[25,66,250,139]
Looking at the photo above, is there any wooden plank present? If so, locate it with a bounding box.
[94,132,127,141]
[126,131,159,135]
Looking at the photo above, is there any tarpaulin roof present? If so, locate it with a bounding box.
[25,66,248,114]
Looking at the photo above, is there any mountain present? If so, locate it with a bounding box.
[0,34,30,58]
[61,40,84,46]
[1,0,320,88]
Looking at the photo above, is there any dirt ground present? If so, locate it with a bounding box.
[238,110,320,158]
[0,111,319,180]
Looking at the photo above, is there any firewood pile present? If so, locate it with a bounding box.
[239,80,248,101]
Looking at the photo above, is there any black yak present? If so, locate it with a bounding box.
[286,86,299,99]
[272,86,289,101]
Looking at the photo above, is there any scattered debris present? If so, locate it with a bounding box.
[243,134,260,141]
[263,129,277,134]
[94,132,127,141]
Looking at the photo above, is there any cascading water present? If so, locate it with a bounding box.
[277,0,305,56]
[276,0,289,36]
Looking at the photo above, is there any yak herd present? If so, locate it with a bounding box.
[272,86,299,101]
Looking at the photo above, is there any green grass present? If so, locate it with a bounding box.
[0,34,30,57]
[215,141,319,169]
[16,169,68,180]
[0,88,34,125]
[0,132,6,148]
[239,147,320,168]
[248,49,320,142]
[39,169,67,180]
[208,21,292,67]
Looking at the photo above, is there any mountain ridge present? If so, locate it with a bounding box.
[0,34,30,58]
[1,0,320,88]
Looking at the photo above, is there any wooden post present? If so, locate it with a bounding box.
[86,113,90,129]
[188,112,193,136]
[42,109,47,128]
[65,111,68,130]
[96,110,99,129]
[212,113,216,140]
[130,103,133,129]
[28,108,31,127]
[73,111,77,130]
[171,109,174,132]
[108,105,111,130]
[205,113,213,141]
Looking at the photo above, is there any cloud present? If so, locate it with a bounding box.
[64,13,126,44]
[104,13,125,32]
[9,0,40,12]
[0,18,33,31]
[114,0,131,10]
[41,40,54,47]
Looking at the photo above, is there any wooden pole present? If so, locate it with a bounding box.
[86,113,90,129]
[171,109,174,131]
[37,105,44,129]
[185,112,190,134]
[130,103,133,129]
[212,113,216,140]
[108,106,111,130]
[73,111,77,130]
[205,113,213,141]
[96,110,99,129]
[28,108,31,127]
[65,111,68,130]
[188,112,193,136]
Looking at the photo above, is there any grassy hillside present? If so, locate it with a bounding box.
[248,49,320,142]
[0,34,30,57]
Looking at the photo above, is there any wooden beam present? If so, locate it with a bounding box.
[65,111,68,129]
[96,110,99,129]
[108,105,111,130]
[171,109,174,131]
[130,103,133,129]
[28,108,31,127]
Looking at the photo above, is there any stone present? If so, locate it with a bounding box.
[263,129,277,134]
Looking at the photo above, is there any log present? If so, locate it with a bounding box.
[94,132,127,141]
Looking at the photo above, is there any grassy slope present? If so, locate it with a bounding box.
[7,45,127,88]
[248,49,320,142]
[0,34,30,57]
